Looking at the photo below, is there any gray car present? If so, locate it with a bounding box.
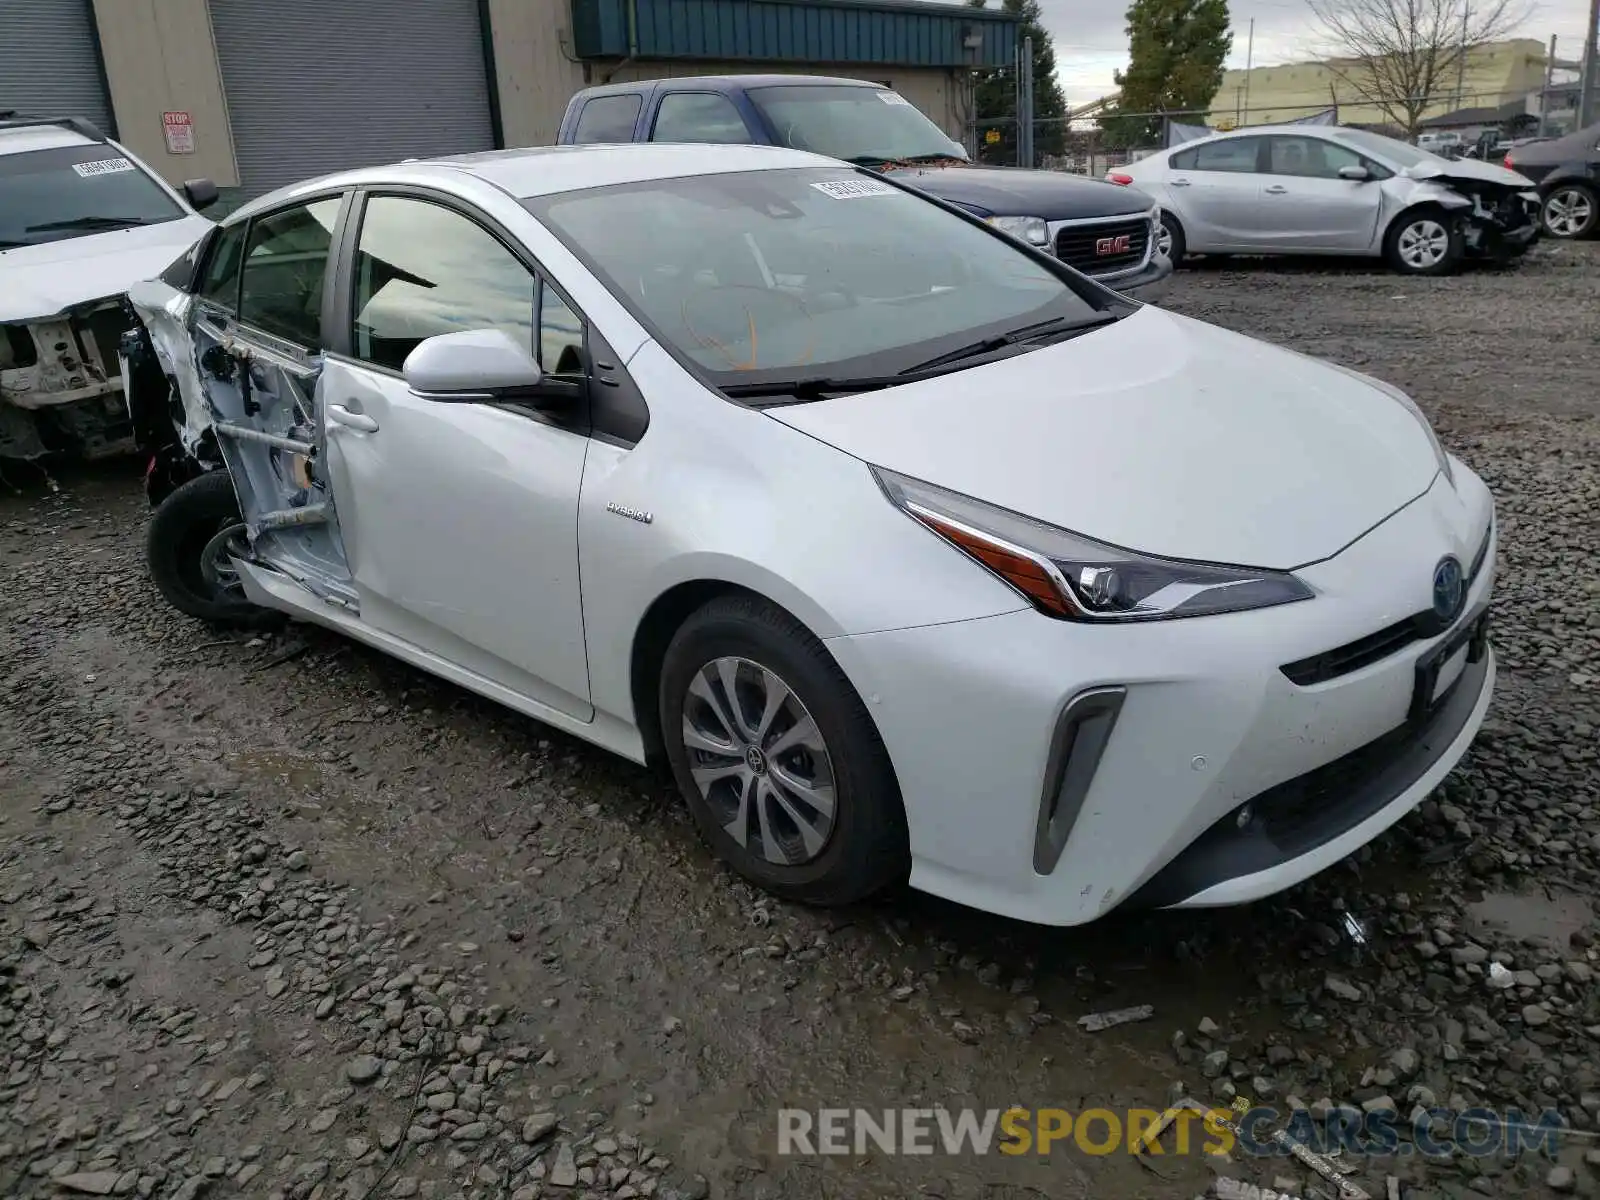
[1114,126,1541,276]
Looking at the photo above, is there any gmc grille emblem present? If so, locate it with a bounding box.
[1096,234,1132,256]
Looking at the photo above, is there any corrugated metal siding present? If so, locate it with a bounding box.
[0,0,112,133]
[209,0,495,201]
[573,0,1016,67]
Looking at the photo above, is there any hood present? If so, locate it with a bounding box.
[0,215,211,322]
[1407,157,1533,189]
[1507,122,1600,167]
[883,165,1155,220]
[768,307,1440,569]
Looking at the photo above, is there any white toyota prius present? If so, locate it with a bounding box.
[123,143,1496,926]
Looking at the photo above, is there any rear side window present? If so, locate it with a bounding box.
[1188,138,1261,173]
[572,95,643,144]
[651,93,751,144]
[237,198,342,346]
[199,222,249,309]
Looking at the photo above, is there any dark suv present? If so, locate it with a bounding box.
[557,75,1172,294]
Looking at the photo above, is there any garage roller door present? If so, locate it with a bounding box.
[0,0,112,134]
[209,0,496,200]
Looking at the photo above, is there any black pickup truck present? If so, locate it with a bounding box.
[557,74,1172,295]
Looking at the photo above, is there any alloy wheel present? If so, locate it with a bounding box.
[199,522,248,596]
[681,656,836,866]
[1397,219,1450,269]
[1155,222,1173,258]
[1543,188,1594,238]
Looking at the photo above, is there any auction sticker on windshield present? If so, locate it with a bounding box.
[72,158,136,177]
[811,179,898,200]
[876,92,912,105]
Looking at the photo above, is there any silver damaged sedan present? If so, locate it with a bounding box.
[1113,125,1541,275]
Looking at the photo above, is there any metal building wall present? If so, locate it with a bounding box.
[0,0,112,133]
[208,0,498,200]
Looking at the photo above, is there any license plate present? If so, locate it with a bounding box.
[1409,609,1488,724]
[1431,643,1469,704]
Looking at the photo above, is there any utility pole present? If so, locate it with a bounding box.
[1016,36,1035,168]
[1454,3,1471,109]
[1539,35,1557,135]
[1581,0,1600,127]
[1242,18,1255,124]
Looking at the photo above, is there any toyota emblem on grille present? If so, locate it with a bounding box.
[1096,234,1132,256]
[1432,556,1465,622]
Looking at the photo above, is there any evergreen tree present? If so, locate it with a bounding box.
[967,0,1069,166]
[1102,0,1231,146]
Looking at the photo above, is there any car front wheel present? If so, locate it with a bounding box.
[1385,209,1463,276]
[1542,184,1598,239]
[659,594,908,906]
[1157,211,1186,266]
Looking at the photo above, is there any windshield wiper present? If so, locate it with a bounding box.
[905,313,1120,373]
[25,215,149,233]
[722,314,1122,404]
[720,375,907,403]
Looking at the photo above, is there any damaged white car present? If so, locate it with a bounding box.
[123,145,1495,926]
[1114,125,1541,274]
[0,114,216,461]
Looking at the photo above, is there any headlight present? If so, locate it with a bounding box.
[1322,362,1453,486]
[987,215,1050,247]
[874,468,1315,623]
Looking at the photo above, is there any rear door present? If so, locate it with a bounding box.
[565,91,649,143]
[1165,136,1266,249]
[317,189,595,719]
[647,91,756,144]
[1253,135,1385,251]
[183,191,359,605]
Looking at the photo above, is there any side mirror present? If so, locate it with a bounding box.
[402,328,545,402]
[183,178,220,211]
[1337,165,1371,182]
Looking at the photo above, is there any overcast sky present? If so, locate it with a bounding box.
[1025,0,1594,106]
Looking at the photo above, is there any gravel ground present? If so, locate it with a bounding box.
[2,240,1596,1200]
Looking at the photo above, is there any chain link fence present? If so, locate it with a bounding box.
[965,89,1569,177]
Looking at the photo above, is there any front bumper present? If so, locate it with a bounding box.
[1,300,136,460]
[1464,191,1541,260]
[1098,251,1173,298]
[826,470,1495,926]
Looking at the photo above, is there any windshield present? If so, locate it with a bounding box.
[524,166,1110,391]
[1329,129,1442,168]
[0,145,184,249]
[748,85,967,164]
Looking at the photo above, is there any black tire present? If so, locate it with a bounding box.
[1540,182,1599,239]
[1384,207,1464,276]
[659,594,909,907]
[145,471,269,627]
[1158,211,1187,266]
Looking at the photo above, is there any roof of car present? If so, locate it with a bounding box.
[575,74,884,99]
[229,142,844,220]
[1188,124,1351,140]
[0,124,100,155]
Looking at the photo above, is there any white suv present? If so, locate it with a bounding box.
[0,114,216,461]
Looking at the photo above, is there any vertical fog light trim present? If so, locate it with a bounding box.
[1033,686,1126,875]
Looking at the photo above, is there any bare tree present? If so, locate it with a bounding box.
[1306,0,1529,135]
